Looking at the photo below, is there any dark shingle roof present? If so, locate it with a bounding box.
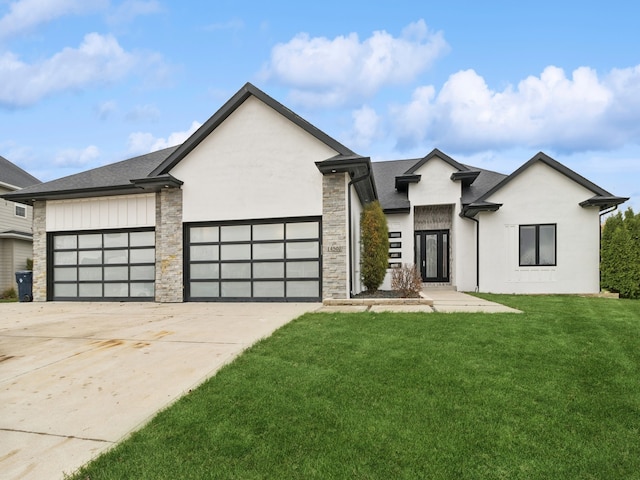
[371,159,418,212]
[0,155,41,189]
[5,147,178,202]
[372,156,507,212]
[460,166,508,205]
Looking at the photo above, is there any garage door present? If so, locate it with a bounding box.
[186,217,321,301]
[49,229,155,301]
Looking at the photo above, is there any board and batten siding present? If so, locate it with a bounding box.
[46,194,156,232]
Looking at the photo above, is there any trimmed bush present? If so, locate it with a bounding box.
[391,264,423,297]
[360,200,389,292]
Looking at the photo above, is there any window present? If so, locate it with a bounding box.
[15,204,26,218]
[519,224,556,266]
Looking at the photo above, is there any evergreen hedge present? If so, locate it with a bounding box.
[360,200,389,291]
[601,208,640,299]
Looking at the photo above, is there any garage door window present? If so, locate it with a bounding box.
[50,229,155,301]
[186,218,321,301]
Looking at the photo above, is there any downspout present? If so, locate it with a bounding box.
[461,209,480,292]
[598,204,619,290]
[469,216,480,292]
[348,166,373,298]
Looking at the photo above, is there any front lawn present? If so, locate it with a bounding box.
[69,296,640,479]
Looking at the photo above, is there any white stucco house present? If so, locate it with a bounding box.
[3,83,627,302]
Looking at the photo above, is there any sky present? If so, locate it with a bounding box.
[1,0,639,212]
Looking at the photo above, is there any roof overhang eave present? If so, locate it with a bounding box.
[450,170,481,186]
[461,202,502,218]
[383,206,411,214]
[1,184,147,206]
[395,174,421,190]
[0,231,32,241]
[315,156,377,205]
[130,174,184,191]
[579,195,629,210]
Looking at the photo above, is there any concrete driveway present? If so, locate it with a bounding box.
[0,301,318,480]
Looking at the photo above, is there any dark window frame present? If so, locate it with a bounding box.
[47,227,156,302]
[519,223,557,267]
[184,216,322,302]
[15,204,26,218]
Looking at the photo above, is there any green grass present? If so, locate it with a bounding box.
[69,296,640,479]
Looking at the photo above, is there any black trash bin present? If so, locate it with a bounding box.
[15,270,33,302]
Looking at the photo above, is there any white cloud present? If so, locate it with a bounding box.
[107,0,162,25]
[0,0,108,39]
[96,100,118,120]
[392,65,640,153]
[0,33,153,107]
[54,145,100,167]
[262,20,449,108]
[347,105,382,150]
[125,104,161,122]
[127,120,202,155]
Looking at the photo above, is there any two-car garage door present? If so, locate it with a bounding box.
[186,217,321,301]
[49,217,322,302]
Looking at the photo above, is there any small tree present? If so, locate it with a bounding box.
[360,200,389,292]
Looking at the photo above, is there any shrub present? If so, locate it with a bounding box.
[25,258,33,270]
[360,200,389,292]
[0,287,17,300]
[391,264,423,297]
[601,208,640,299]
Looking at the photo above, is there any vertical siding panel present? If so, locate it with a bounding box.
[46,194,156,231]
[118,199,128,227]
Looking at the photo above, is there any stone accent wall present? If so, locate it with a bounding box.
[414,204,453,230]
[32,201,47,302]
[322,173,349,299]
[155,188,183,302]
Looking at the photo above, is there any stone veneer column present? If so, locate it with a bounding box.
[31,201,47,302]
[155,188,183,302]
[322,172,350,299]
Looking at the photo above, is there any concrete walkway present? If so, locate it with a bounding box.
[317,287,520,313]
[0,302,317,480]
[423,287,522,313]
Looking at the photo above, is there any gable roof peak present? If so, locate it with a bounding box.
[150,82,358,176]
[404,148,469,175]
[472,151,627,211]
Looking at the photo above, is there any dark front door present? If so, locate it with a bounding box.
[415,230,449,282]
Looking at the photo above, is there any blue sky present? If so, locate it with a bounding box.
[1,0,639,211]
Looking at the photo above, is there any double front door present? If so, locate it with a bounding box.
[415,230,449,283]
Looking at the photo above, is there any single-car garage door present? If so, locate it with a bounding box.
[49,229,156,301]
[185,217,321,302]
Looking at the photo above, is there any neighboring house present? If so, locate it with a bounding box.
[0,155,41,293]
[3,83,628,302]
